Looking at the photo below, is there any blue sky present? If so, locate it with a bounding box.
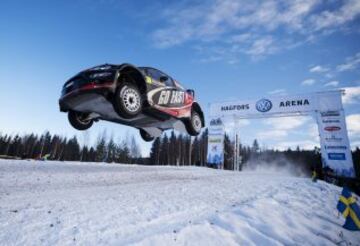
[0,0,360,156]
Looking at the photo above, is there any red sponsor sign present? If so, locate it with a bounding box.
[324,126,341,132]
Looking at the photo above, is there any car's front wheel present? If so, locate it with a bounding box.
[114,82,142,119]
[185,110,202,136]
[68,111,93,131]
[139,129,155,142]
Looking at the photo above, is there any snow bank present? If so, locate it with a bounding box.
[0,160,359,245]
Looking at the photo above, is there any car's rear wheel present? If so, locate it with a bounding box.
[139,129,155,142]
[114,82,142,119]
[68,111,93,131]
[185,110,202,136]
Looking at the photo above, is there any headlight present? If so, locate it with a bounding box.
[89,72,113,79]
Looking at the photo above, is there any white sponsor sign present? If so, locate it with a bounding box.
[207,118,224,166]
[209,91,343,118]
[317,110,354,177]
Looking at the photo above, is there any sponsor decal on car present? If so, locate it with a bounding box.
[324,126,341,132]
[321,111,340,117]
[279,99,310,107]
[325,146,347,150]
[328,153,346,160]
[145,76,152,84]
[256,99,272,112]
[158,90,184,105]
[221,104,250,111]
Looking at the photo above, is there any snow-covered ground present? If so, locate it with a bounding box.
[0,160,359,246]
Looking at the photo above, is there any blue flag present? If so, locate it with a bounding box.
[337,187,360,231]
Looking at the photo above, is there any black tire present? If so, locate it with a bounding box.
[68,111,93,131]
[185,110,202,136]
[139,129,155,142]
[114,82,142,119]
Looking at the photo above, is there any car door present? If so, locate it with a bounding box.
[146,68,186,110]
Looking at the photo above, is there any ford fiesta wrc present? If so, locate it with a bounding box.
[59,64,205,141]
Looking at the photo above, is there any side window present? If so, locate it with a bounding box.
[157,70,175,87]
[164,76,175,87]
[147,68,159,81]
[147,68,175,87]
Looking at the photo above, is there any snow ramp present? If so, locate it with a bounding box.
[0,160,359,245]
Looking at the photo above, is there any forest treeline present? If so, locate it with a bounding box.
[0,131,359,177]
[0,131,141,163]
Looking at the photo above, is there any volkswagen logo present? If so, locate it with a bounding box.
[256,99,272,112]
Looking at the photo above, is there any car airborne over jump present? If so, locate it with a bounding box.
[59,64,205,141]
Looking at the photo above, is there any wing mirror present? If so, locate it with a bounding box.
[186,89,195,97]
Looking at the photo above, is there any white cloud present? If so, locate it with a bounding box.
[268,89,287,95]
[256,117,309,140]
[151,0,360,61]
[301,78,316,86]
[342,86,360,104]
[350,141,360,150]
[308,123,320,141]
[324,80,339,87]
[265,117,309,130]
[337,52,360,72]
[257,130,288,140]
[346,114,360,135]
[309,65,329,73]
[245,36,277,57]
[223,118,250,128]
[311,0,360,31]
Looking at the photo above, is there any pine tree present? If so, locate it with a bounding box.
[252,139,260,153]
[66,136,80,161]
[81,146,89,162]
[161,134,170,165]
[223,133,233,170]
[130,135,141,160]
[106,136,116,163]
[149,137,161,165]
[95,132,107,162]
[168,131,177,165]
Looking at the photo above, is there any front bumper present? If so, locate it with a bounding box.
[59,82,113,112]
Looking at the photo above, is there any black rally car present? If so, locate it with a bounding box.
[59,64,205,141]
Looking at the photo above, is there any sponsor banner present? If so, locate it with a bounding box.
[317,110,354,177]
[324,126,341,132]
[209,91,343,117]
[207,118,224,166]
[322,119,340,124]
[324,145,347,150]
[328,153,346,161]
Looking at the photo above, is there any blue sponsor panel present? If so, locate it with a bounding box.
[207,153,223,165]
[328,152,346,160]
